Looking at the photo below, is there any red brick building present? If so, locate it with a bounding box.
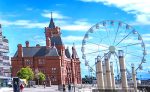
[11,15,81,85]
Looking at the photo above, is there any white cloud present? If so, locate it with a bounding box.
[1,15,91,31]
[41,12,69,19]
[26,8,33,11]
[42,11,92,31]
[32,36,46,45]
[80,0,150,25]
[62,36,83,42]
[0,18,91,31]
[0,19,48,28]
[142,34,150,41]
[61,24,90,31]
[61,19,92,31]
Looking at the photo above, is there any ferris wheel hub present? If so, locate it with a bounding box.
[109,46,115,53]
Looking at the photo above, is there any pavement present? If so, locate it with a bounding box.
[0,85,93,92]
[0,85,63,92]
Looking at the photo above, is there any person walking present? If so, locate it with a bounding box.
[63,84,66,92]
[14,82,18,92]
[20,83,24,92]
[68,84,71,92]
[43,82,46,88]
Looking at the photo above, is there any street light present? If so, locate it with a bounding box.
[35,68,39,86]
[48,76,51,87]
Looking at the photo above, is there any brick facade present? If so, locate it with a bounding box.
[11,15,81,85]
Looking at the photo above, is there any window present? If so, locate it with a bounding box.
[38,59,45,64]
[51,76,57,81]
[25,59,32,65]
[42,69,46,73]
[52,68,56,70]
[52,68,57,73]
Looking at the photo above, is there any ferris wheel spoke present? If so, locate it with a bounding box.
[100,51,110,59]
[125,52,143,58]
[113,24,120,45]
[94,31,109,45]
[85,49,109,55]
[85,48,99,52]
[104,26,111,45]
[86,41,100,46]
[113,54,120,79]
[86,41,108,48]
[115,31,132,46]
[117,43,141,48]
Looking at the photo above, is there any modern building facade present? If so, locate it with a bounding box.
[0,24,11,87]
[11,15,81,85]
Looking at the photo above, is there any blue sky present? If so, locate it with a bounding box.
[0,0,150,79]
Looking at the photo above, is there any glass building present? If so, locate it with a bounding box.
[0,24,11,87]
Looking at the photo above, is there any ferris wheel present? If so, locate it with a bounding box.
[81,20,147,78]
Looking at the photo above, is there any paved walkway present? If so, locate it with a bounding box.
[1,85,61,92]
[0,85,93,92]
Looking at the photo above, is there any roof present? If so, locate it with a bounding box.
[13,46,71,58]
[49,18,55,28]
[51,36,63,46]
[65,48,71,58]
[72,46,79,59]
[13,46,59,57]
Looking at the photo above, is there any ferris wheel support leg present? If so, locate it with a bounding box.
[96,56,104,89]
[110,62,116,89]
[103,62,107,88]
[118,50,128,92]
[132,64,137,92]
[105,57,112,89]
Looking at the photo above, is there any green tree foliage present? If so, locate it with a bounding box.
[36,72,46,81]
[17,66,34,81]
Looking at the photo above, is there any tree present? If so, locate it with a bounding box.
[35,71,46,85]
[36,72,46,81]
[17,66,34,81]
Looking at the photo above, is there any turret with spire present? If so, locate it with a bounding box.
[49,12,55,29]
[45,12,61,47]
[72,43,79,59]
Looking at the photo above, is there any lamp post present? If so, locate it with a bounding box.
[48,76,51,87]
[37,76,39,86]
[35,68,39,86]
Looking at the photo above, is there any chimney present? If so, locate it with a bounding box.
[25,41,29,47]
[36,44,40,47]
[17,44,23,57]
[46,37,51,48]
